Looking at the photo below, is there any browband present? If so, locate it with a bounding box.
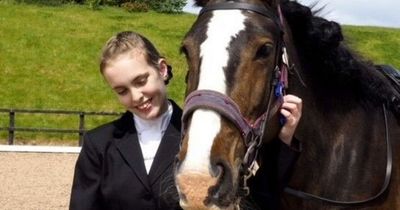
[200,2,281,28]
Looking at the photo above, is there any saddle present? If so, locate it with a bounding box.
[376,64,400,119]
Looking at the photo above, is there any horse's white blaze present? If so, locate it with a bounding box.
[181,10,246,175]
[184,110,221,172]
[197,10,245,92]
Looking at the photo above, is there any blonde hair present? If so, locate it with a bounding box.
[100,31,161,73]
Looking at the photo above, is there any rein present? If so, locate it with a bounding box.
[181,1,290,197]
[285,104,393,206]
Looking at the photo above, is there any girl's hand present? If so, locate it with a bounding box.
[279,94,302,146]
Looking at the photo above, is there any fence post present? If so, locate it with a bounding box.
[78,112,85,146]
[8,110,15,145]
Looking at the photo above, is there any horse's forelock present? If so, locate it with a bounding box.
[263,0,280,8]
[194,0,210,7]
[195,0,280,7]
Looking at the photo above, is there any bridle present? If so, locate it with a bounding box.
[181,1,290,197]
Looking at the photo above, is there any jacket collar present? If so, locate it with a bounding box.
[112,111,136,138]
[112,100,182,137]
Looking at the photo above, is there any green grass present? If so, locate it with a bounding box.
[0,3,196,144]
[0,3,195,110]
[0,3,398,144]
[343,25,400,68]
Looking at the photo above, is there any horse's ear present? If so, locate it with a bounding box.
[194,0,210,7]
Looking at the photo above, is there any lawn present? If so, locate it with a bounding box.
[343,25,400,68]
[0,2,398,144]
[0,3,196,144]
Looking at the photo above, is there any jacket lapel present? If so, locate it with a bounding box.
[148,124,180,185]
[148,101,182,185]
[113,112,151,191]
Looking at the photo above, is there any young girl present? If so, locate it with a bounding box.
[70,31,182,210]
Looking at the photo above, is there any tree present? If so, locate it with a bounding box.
[148,0,186,13]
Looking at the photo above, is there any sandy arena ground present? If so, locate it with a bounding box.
[0,152,78,210]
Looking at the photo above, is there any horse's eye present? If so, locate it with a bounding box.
[255,44,273,59]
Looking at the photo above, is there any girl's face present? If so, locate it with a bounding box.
[103,52,168,120]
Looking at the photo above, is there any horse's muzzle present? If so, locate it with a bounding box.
[175,160,238,210]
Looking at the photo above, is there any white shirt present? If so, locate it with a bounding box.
[133,102,173,174]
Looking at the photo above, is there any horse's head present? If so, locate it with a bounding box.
[175,0,288,209]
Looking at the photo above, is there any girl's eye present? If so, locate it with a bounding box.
[116,89,127,95]
[136,77,147,86]
[134,74,148,87]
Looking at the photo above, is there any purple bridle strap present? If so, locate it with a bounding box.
[182,89,282,146]
[182,90,252,142]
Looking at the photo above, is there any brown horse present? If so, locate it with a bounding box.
[174,0,400,209]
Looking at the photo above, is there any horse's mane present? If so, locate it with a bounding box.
[281,0,400,117]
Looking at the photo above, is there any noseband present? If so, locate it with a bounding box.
[181,1,290,196]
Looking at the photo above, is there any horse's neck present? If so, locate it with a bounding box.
[283,28,395,191]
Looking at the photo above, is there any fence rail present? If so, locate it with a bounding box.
[0,108,122,146]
